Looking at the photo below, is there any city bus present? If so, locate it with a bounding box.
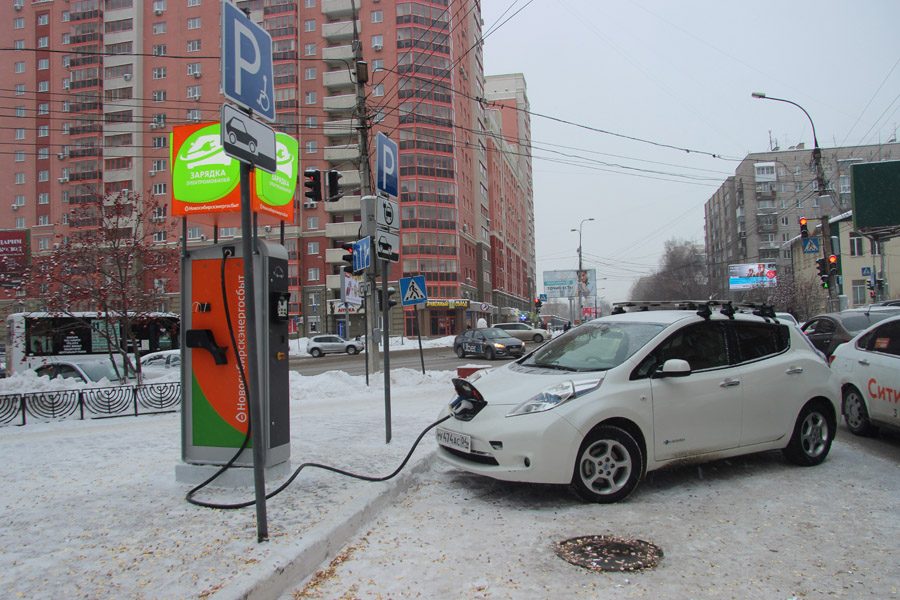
[4,311,179,375]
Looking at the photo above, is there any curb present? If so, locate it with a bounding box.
[212,450,437,600]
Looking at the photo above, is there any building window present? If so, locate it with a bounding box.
[220,227,237,238]
[187,63,201,76]
[15,129,25,140]
[307,268,320,281]
[187,39,201,52]
[15,173,25,184]
[14,195,25,207]
[304,19,315,32]
[38,215,50,226]
[373,84,384,97]
[15,62,25,74]
[306,116,317,129]
[38,125,49,137]
[38,171,49,183]
[851,280,867,306]
[37,13,50,26]
[304,43,316,56]
[372,10,383,23]
[15,84,25,96]
[186,108,201,121]
[14,40,25,49]
[15,151,24,162]
[372,35,383,49]
[153,44,167,56]
[187,85,201,99]
[305,140,317,153]
[305,0,315,7]
[188,0,201,6]
[187,17,201,29]
[15,217,25,229]
[307,216,319,230]
[152,136,168,148]
[849,233,864,256]
[153,22,167,34]
[38,103,49,115]
[153,231,167,243]
[38,81,49,92]
[304,67,317,80]
[152,182,167,195]
[152,67,167,79]
[840,175,851,194]
[38,238,50,251]
[307,241,319,254]
[304,91,317,104]
[188,226,202,239]
[870,239,881,256]
[372,59,384,71]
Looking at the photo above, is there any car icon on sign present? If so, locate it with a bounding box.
[225,117,257,154]
[378,236,392,253]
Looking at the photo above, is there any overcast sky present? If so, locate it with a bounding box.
[480,0,900,302]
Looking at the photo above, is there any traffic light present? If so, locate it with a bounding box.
[303,168,321,204]
[827,254,838,276]
[799,217,809,239]
[534,297,543,312]
[377,287,397,311]
[326,170,343,202]
[815,257,829,288]
[340,242,354,269]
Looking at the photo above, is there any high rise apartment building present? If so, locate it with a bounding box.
[0,0,536,337]
[704,141,899,299]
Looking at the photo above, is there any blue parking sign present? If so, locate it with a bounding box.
[376,132,398,198]
[221,1,275,122]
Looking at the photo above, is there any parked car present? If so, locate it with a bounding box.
[775,312,799,326]
[830,315,900,436]
[139,349,181,379]
[453,328,525,360]
[872,299,900,307]
[436,301,838,503]
[492,322,551,343]
[33,358,136,384]
[306,335,364,357]
[801,307,900,357]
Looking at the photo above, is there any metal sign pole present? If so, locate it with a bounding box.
[239,160,268,543]
[382,259,392,444]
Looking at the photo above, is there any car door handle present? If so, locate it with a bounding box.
[720,379,741,387]
[857,359,870,366]
[785,367,804,375]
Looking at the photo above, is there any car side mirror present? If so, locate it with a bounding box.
[651,358,692,379]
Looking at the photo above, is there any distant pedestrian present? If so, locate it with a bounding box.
[564,321,572,332]
[476,317,487,329]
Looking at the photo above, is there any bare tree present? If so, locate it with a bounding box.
[629,239,710,301]
[19,191,178,377]
[740,271,826,321]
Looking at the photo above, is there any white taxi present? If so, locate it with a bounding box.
[435,302,839,503]
[830,315,900,436]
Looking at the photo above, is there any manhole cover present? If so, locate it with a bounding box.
[554,535,663,572]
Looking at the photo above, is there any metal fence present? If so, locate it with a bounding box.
[0,382,182,427]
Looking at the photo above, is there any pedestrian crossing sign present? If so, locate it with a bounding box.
[400,275,427,307]
[802,237,820,254]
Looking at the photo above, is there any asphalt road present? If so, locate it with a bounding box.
[289,344,521,377]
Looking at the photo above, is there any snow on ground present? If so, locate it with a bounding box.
[0,365,464,599]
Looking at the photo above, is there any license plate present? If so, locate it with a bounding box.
[436,428,471,453]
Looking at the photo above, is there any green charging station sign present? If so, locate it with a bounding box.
[171,122,297,220]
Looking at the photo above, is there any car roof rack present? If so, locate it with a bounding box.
[611,300,779,321]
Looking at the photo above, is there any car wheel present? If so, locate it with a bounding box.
[249,141,257,154]
[310,348,322,358]
[842,386,877,436]
[455,345,466,359]
[533,334,544,343]
[783,401,834,466]
[484,346,495,360]
[229,132,237,145]
[346,346,359,355]
[570,425,642,503]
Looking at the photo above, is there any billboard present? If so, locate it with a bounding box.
[728,263,778,290]
[543,269,597,299]
[0,230,30,283]
[170,122,297,222]
[851,160,900,230]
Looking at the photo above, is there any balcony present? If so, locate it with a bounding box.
[325,248,347,264]
[325,274,342,290]
[325,221,362,239]
[322,0,357,18]
[322,20,360,42]
[323,69,354,90]
[324,194,361,214]
[324,118,359,139]
[323,93,356,112]
[322,44,354,65]
[324,144,360,162]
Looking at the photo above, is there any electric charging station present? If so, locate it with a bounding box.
[180,238,290,469]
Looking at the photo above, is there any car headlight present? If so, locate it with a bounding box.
[507,378,603,417]
[493,342,505,349]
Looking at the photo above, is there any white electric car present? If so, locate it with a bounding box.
[435,302,839,503]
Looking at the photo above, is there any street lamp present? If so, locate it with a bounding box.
[570,217,594,323]
[751,92,837,307]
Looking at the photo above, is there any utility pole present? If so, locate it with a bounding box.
[350,1,379,372]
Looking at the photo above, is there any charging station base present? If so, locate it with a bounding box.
[175,461,293,488]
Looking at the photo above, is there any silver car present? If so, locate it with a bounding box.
[306,335,364,357]
[492,322,551,343]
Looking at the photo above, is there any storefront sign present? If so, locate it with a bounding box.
[425,298,470,309]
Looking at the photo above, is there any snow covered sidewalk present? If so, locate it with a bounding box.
[0,368,456,599]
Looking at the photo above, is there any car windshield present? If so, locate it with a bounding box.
[79,360,130,382]
[521,321,665,372]
[480,328,512,340]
